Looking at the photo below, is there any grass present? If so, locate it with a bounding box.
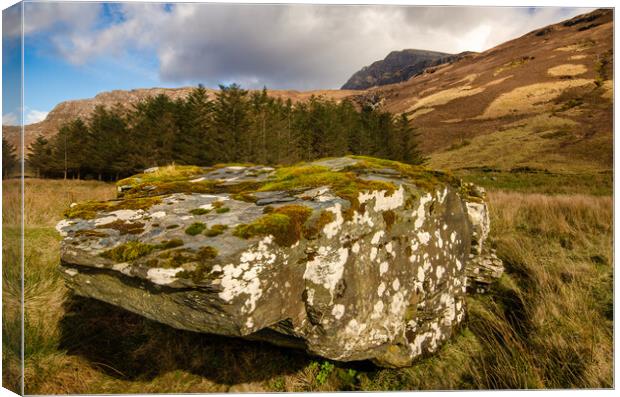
[428,112,609,173]
[477,79,594,119]
[2,177,612,392]
[547,64,588,77]
[406,85,486,113]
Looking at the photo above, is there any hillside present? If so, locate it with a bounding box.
[2,9,613,174]
[375,8,613,173]
[341,49,469,90]
[3,87,359,156]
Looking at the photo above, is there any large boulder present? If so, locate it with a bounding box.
[56,156,502,367]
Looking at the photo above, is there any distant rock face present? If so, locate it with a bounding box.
[57,156,502,367]
[342,49,468,90]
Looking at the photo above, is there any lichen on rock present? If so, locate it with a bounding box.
[57,156,503,367]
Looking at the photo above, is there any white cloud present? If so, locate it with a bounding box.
[25,109,49,124]
[3,113,19,126]
[2,108,49,126]
[22,3,595,89]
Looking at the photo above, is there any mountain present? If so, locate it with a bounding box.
[341,49,473,90]
[374,8,613,173]
[2,9,612,174]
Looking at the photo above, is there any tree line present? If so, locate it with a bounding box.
[26,84,426,181]
[2,137,18,179]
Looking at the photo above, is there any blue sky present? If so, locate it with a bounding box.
[2,1,593,125]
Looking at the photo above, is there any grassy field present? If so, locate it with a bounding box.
[2,176,613,392]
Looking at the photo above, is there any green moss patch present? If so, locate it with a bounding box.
[204,224,228,237]
[157,239,184,249]
[233,204,313,246]
[96,220,145,235]
[303,210,335,239]
[100,239,185,263]
[120,180,219,199]
[189,208,211,215]
[185,222,207,236]
[258,163,397,211]
[215,207,230,214]
[74,230,109,238]
[231,192,257,203]
[346,155,458,192]
[161,246,219,280]
[100,241,157,262]
[117,165,206,189]
[64,196,162,220]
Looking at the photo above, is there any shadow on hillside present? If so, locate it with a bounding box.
[58,294,315,383]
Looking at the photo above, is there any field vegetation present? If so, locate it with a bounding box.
[2,173,612,392]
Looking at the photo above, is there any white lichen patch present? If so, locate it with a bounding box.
[417,232,431,245]
[322,203,344,239]
[371,231,384,245]
[112,262,133,276]
[352,210,374,227]
[94,209,144,226]
[358,185,405,212]
[392,278,401,291]
[199,203,214,210]
[303,246,348,300]
[146,267,183,285]
[370,247,378,261]
[413,193,432,229]
[151,211,166,219]
[379,261,389,275]
[64,268,78,277]
[377,282,386,297]
[219,236,276,314]
[55,219,75,236]
[332,304,345,320]
[371,301,384,320]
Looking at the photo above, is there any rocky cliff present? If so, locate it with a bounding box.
[341,49,470,90]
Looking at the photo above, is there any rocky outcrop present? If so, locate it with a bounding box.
[57,156,502,367]
[341,49,470,90]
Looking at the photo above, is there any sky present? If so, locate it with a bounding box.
[2,1,594,125]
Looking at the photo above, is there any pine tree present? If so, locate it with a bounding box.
[213,84,250,162]
[398,114,427,165]
[2,137,18,179]
[27,136,52,178]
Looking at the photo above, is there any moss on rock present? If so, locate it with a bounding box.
[64,196,162,220]
[204,224,228,237]
[233,204,313,247]
[185,222,207,236]
[100,241,157,262]
[96,220,145,235]
[99,239,185,263]
[190,208,211,215]
[303,210,336,239]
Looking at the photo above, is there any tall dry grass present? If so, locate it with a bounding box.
[2,179,614,392]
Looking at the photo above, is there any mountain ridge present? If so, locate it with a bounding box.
[341,49,474,90]
[2,8,613,174]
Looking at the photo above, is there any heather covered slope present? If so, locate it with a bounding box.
[3,9,613,174]
[376,9,612,173]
